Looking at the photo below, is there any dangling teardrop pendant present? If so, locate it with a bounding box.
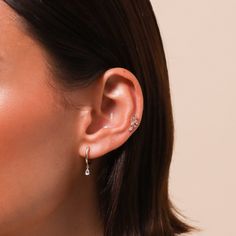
[85,167,90,176]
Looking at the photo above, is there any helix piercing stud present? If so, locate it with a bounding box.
[129,115,139,132]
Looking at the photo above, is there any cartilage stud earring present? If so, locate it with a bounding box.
[129,115,139,132]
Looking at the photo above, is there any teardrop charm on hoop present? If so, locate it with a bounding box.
[85,168,90,176]
[84,146,90,176]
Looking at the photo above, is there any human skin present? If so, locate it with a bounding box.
[0,2,143,236]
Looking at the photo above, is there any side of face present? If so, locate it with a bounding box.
[0,2,82,233]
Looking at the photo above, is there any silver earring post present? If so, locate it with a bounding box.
[84,146,90,176]
[129,115,139,132]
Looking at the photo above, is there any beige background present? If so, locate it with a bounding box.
[151,0,236,235]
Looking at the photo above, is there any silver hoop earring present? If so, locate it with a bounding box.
[129,115,139,132]
[84,146,90,176]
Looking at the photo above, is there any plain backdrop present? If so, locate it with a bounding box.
[150,0,236,235]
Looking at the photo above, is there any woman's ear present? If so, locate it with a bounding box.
[75,67,144,159]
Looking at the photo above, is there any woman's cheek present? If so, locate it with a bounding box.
[0,77,77,232]
[0,10,79,233]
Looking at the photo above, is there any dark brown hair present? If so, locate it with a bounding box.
[4,0,194,235]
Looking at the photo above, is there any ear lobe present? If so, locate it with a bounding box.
[78,67,143,160]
